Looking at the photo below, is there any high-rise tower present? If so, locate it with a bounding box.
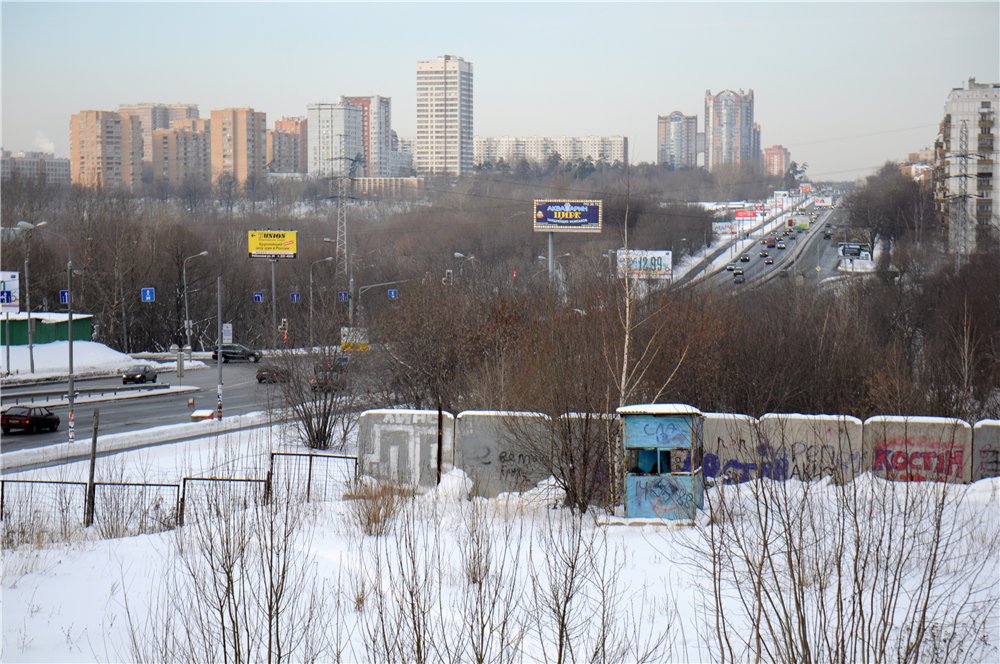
[415,55,473,176]
[704,89,759,171]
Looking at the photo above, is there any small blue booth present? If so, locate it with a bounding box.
[617,404,704,520]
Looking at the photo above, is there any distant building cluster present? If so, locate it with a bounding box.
[654,89,781,175]
[934,77,999,255]
[473,136,628,167]
[1,150,70,184]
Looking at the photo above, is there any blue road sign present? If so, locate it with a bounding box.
[141,287,155,302]
[387,288,399,300]
[290,292,300,303]
[253,291,265,303]
[59,289,70,305]
[337,291,350,302]
[0,291,11,304]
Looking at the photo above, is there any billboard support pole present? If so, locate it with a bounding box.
[270,259,278,349]
[548,232,555,287]
[217,276,223,421]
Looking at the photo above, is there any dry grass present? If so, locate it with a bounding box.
[342,478,412,536]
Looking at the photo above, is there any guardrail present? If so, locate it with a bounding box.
[1,383,170,406]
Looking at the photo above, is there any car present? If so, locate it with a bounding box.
[726,263,736,271]
[759,250,769,258]
[823,232,832,239]
[764,257,774,265]
[739,254,751,262]
[733,274,746,284]
[212,343,261,363]
[309,369,346,392]
[2,406,60,434]
[255,365,289,384]
[777,242,786,250]
[122,364,157,384]
[733,267,745,276]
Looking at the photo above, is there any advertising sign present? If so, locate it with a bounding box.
[774,190,789,199]
[533,200,602,233]
[734,209,756,219]
[814,196,834,207]
[616,249,673,280]
[0,271,19,313]
[799,183,813,195]
[248,230,298,259]
[341,326,370,352]
[713,221,737,235]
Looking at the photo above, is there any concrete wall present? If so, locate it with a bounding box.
[357,409,996,490]
[356,409,454,488]
[454,411,553,497]
[864,416,972,483]
[972,420,1000,481]
[703,413,762,483]
[759,414,864,482]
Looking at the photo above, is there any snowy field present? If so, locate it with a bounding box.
[1,341,205,381]
[3,417,998,663]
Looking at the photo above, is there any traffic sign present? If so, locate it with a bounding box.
[387,288,399,300]
[141,287,155,302]
[337,291,349,302]
[253,291,265,303]
[290,292,300,303]
[59,289,70,305]
[222,323,233,344]
[0,291,11,304]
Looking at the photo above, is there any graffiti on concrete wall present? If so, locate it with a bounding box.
[865,417,972,483]
[972,421,1000,482]
[626,474,701,519]
[357,410,454,488]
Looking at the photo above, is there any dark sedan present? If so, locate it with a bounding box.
[2,406,60,434]
[256,365,290,384]
[122,364,157,384]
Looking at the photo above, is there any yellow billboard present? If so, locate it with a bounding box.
[248,230,298,259]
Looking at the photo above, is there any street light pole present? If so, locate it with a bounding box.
[35,225,74,443]
[182,250,209,352]
[310,256,334,348]
[15,221,42,373]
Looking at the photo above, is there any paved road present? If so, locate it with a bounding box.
[1,361,280,454]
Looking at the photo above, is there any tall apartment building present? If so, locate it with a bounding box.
[657,112,698,169]
[764,145,791,177]
[415,54,474,176]
[1,150,71,184]
[69,110,143,190]
[151,119,211,188]
[267,117,308,174]
[934,77,999,255]
[210,108,267,186]
[704,89,760,171]
[341,96,394,177]
[307,103,363,177]
[118,103,199,162]
[474,136,628,166]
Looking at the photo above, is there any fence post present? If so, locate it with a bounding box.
[84,409,99,527]
[178,478,187,526]
[306,454,314,502]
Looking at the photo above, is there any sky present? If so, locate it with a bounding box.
[2,2,998,180]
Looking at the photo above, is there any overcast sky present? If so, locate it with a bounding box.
[2,2,998,179]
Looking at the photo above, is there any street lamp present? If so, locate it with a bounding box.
[182,250,209,352]
[15,220,47,373]
[310,256,334,348]
[32,224,75,443]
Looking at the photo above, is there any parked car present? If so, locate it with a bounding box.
[309,369,346,392]
[122,364,157,384]
[211,343,261,363]
[255,365,289,384]
[2,406,60,434]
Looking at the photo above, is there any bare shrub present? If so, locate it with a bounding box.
[343,477,410,537]
[693,473,999,663]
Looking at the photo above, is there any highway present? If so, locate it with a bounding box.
[0,362,281,454]
[698,205,845,290]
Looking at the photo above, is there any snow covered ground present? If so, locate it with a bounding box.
[1,341,207,381]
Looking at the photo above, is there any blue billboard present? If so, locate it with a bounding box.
[533,200,602,233]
